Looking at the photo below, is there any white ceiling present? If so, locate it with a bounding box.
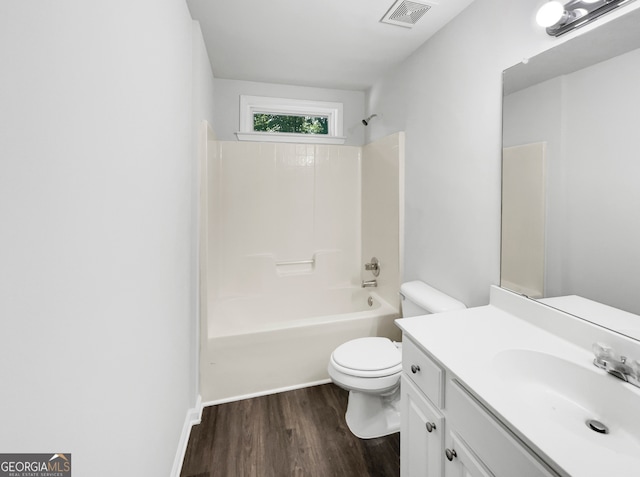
[186,0,476,91]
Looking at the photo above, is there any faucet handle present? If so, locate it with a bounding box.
[592,342,615,360]
[364,257,380,277]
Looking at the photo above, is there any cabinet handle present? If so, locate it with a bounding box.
[445,448,457,461]
[410,364,421,374]
[425,422,436,433]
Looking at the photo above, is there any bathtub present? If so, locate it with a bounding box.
[200,287,400,404]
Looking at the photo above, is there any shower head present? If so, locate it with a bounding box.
[362,114,378,126]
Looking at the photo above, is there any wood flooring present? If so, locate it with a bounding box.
[180,383,400,477]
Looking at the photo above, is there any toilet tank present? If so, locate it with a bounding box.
[400,280,466,317]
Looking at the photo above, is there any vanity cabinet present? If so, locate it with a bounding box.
[401,336,559,477]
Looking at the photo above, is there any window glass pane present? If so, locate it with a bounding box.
[253,113,329,135]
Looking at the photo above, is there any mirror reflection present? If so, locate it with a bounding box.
[501,8,640,341]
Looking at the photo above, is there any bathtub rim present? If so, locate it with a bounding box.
[207,290,398,340]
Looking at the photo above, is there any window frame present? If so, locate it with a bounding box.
[236,95,346,144]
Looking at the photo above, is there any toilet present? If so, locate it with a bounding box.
[327,280,466,439]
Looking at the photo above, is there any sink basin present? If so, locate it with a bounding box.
[492,349,640,461]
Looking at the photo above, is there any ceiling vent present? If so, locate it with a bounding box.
[380,0,434,28]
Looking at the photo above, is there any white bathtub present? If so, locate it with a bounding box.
[201,288,400,403]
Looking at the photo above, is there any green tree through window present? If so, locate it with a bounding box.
[253,113,329,135]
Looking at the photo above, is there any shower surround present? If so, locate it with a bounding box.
[201,134,404,402]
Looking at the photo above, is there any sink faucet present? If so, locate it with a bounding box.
[361,279,377,288]
[592,342,640,388]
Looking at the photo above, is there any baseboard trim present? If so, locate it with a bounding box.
[171,395,203,477]
[201,379,332,407]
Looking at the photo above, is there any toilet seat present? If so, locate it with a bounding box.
[330,337,402,378]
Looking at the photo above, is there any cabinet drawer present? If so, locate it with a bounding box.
[402,337,443,407]
[447,380,559,477]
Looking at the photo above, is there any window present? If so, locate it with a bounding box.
[236,95,345,144]
[253,113,329,135]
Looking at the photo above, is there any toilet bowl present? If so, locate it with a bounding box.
[328,337,402,439]
[328,280,466,439]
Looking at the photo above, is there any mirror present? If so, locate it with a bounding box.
[501,7,640,341]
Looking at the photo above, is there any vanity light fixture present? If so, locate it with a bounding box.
[536,0,636,36]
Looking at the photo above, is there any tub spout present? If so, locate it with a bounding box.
[361,279,377,288]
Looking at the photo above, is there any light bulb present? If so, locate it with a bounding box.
[581,0,600,3]
[536,1,565,27]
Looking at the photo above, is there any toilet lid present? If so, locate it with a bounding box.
[332,337,401,372]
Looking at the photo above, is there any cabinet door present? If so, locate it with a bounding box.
[401,375,444,477]
[443,432,493,477]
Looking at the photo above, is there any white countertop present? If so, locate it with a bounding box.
[396,300,640,477]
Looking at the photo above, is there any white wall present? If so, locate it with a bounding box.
[365,0,640,307]
[213,78,366,146]
[0,1,214,475]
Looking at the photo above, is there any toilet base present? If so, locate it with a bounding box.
[344,387,400,439]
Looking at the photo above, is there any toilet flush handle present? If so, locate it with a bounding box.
[411,364,420,374]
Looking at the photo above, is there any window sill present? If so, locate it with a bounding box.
[235,131,346,145]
